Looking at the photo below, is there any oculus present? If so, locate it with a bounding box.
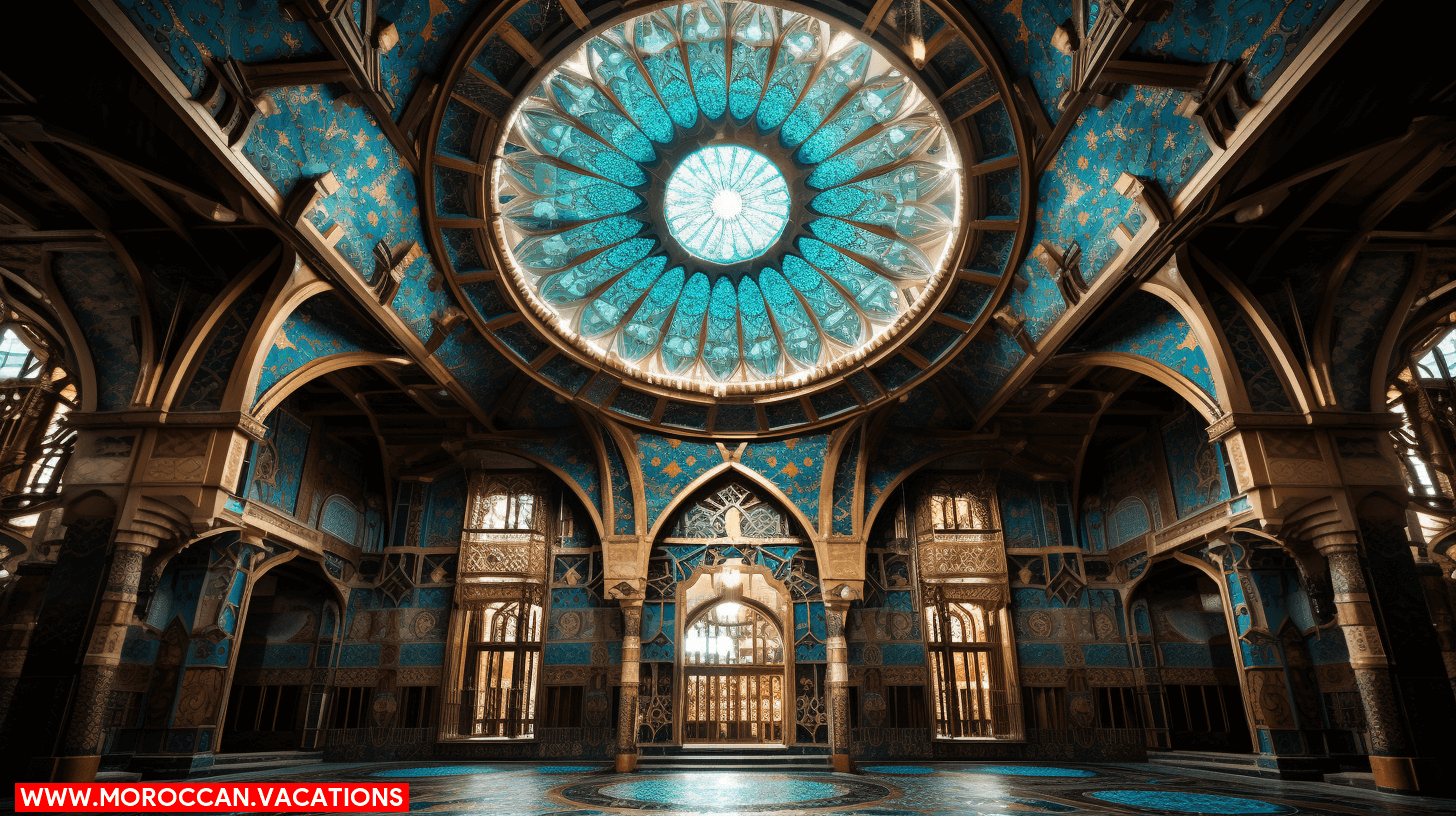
[492,0,963,393]
[663,144,790,264]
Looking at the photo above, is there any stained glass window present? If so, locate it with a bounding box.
[664,145,790,264]
[493,1,963,392]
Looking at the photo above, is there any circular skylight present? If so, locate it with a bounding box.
[492,1,963,394]
[664,145,791,264]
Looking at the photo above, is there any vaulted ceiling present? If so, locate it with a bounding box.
[3,0,1455,505]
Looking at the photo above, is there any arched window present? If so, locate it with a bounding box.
[682,599,786,744]
[0,324,76,528]
[447,598,543,739]
[0,328,41,379]
[445,472,551,740]
[683,602,783,667]
[923,589,1010,738]
[473,488,536,531]
[917,474,997,533]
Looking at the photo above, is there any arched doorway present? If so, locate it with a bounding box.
[636,479,818,749]
[221,560,341,752]
[681,592,786,744]
[1132,561,1252,754]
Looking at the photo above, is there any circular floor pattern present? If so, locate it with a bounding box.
[370,765,502,778]
[1087,790,1297,814]
[965,765,1098,778]
[558,773,894,812]
[860,766,936,775]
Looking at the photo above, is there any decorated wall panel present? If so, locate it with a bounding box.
[245,403,312,516]
[1160,409,1231,519]
[254,293,396,404]
[51,251,141,411]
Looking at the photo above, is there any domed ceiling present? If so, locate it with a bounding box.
[427,0,1028,430]
[491,2,962,395]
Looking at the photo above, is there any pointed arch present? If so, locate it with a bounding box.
[860,441,987,539]
[598,416,645,537]
[220,258,329,413]
[817,418,863,537]
[1052,351,1222,424]
[642,462,826,568]
[1192,248,1315,413]
[157,247,281,411]
[250,351,413,419]
[468,442,607,539]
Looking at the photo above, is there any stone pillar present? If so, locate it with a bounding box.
[54,537,153,782]
[615,599,642,773]
[824,598,852,772]
[1315,532,1418,793]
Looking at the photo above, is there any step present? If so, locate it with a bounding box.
[1148,750,1260,767]
[1324,771,1378,790]
[1144,757,1270,779]
[192,752,325,778]
[96,771,142,783]
[637,752,832,773]
[212,751,325,766]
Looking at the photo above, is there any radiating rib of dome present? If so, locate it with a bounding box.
[492,0,966,391]
[516,108,648,188]
[681,2,727,119]
[662,272,712,373]
[588,30,675,143]
[537,238,654,304]
[620,265,687,362]
[797,75,912,165]
[779,41,871,147]
[635,11,698,130]
[500,161,641,232]
[704,277,742,380]
[548,72,656,163]
[755,13,819,131]
[739,278,779,377]
[579,256,669,338]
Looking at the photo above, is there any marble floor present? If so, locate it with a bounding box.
[180,760,1456,816]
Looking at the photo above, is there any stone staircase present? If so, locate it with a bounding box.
[637,746,833,772]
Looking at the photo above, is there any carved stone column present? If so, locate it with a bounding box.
[615,599,643,773]
[824,597,852,772]
[55,535,154,782]
[1314,532,1418,792]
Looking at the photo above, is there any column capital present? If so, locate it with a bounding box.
[1310,530,1360,556]
[111,539,157,556]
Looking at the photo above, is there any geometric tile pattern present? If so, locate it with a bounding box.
[180,761,1456,816]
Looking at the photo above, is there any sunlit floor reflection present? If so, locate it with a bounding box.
[55,761,1456,816]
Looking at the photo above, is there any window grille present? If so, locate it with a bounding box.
[924,594,1010,738]
[444,599,543,739]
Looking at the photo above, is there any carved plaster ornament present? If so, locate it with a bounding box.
[607,581,643,600]
[724,505,743,541]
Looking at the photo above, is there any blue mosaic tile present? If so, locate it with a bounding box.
[861,765,935,774]
[1087,790,1296,814]
[370,765,503,777]
[571,775,892,811]
[965,765,1097,777]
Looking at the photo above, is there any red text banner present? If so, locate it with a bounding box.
[13,782,409,812]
